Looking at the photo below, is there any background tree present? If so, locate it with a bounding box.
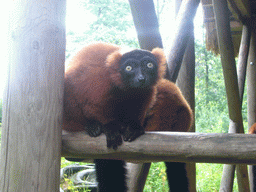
[66,0,139,60]
[195,41,229,133]
[194,41,248,134]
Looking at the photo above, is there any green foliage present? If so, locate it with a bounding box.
[82,0,132,32]
[194,41,248,133]
[194,42,243,192]
[195,41,230,133]
[144,162,169,192]
[196,163,238,192]
[196,163,222,192]
[61,176,91,192]
[66,0,139,61]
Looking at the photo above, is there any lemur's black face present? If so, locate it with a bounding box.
[119,50,159,89]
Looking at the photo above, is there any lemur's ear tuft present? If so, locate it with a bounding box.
[151,48,166,79]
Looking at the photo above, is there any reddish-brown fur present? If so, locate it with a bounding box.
[63,42,193,192]
[63,42,166,132]
[64,43,120,131]
[249,123,256,134]
[145,79,193,132]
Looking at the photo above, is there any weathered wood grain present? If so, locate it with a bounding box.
[62,131,256,164]
[0,1,66,191]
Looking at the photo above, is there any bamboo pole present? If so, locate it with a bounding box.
[62,131,256,164]
[0,1,66,191]
[212,0,249,191]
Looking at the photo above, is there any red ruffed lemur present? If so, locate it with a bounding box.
[63,42,193,192]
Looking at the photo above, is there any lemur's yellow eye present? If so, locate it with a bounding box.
[147,63,154,68]
[126,66,132,71]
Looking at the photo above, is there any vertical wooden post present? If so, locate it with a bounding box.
[126,163,151,192]
[236,25,251,192]
[212,0,243,132]
[174,0,196,191]
[167,0,199,82]
[176,29,196,192]
[247,20,256,192]
[212,0,249,191]
[220,24,251,192]
[0,0,66,191]
[128,0,163,50]
[237,25,251,102]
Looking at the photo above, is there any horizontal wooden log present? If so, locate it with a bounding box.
[62,131,256,164]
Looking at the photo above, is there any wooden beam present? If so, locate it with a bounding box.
[0,0,66,191]
[166,0,200,82]
[228,0,251,18]
[247,20,256,192]
[175,12,196,192]
[62,132,256,164]
[213,0,243,133]
[213,0,249,191]
[219,165,236,191]
[126,163,151,192]
[247,21,256,145]
[218,22,251,192]
[235,24,251,192]
[237,25,251,105]
[128,0,163,50]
